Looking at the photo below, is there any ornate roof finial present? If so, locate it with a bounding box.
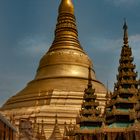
[55,114,58,124]
[106,80,109,93]
[123,18,129,46]
[88,66,92,88]
[37,123,40,135]
[48,114,62,140]
[41,120,44,132]
[59,0,74,14]
[106,80,110,104]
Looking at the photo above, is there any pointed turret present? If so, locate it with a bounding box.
[39,120,47,140]
[35,121,46,140]
[77,67,103,129]
[88,66,92,88]
[105,81,111,105]
[106,21,138,128]
[123,19,129,46]
[35,123,41,139]
[48,115,63,140]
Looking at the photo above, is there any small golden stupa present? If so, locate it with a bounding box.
[1,0,107,138]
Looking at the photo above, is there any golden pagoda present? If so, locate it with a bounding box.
[1,0,107,138]
[104,21,139,139]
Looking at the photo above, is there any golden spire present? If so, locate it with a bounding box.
[49,0,82,51]
[123,19,128,46]
[59,0,74,14]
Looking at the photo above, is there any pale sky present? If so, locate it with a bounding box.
[0,0,140,106]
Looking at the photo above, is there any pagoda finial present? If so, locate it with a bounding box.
[37,123,40,134]
[55,114,58,124]
[49,0,82,51]
[123,19,129,46]
[106,80,109,94]
[59,0,74,14]
[88,66,92,88]
[41,120,44,131]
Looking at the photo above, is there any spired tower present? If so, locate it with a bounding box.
[76,67,104,139]
[1,0,107,137]
[65,21,140,140]
[104,21,139,139]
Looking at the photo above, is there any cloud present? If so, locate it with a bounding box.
[105,0,140,7]
[88,34,140,61]
[130,34,140,51]
[0,35,51,106]
[86,34,140,90]
[17,35,50,57]
[0,72,29,106]
[129,34,140,72]
[89,37,121,52]
[85,37,121,90]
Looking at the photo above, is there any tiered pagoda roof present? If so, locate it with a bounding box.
[77,67,103,130]
[35,120,47,140]
[136,89,140,121]
[106,21,139,128]
[39,120,47,140]
[48,115,63,140]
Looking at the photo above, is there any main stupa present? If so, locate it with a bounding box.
[1,0,107,137]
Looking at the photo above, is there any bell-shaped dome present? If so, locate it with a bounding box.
[2,0,106,113]
[1,1,107,138]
